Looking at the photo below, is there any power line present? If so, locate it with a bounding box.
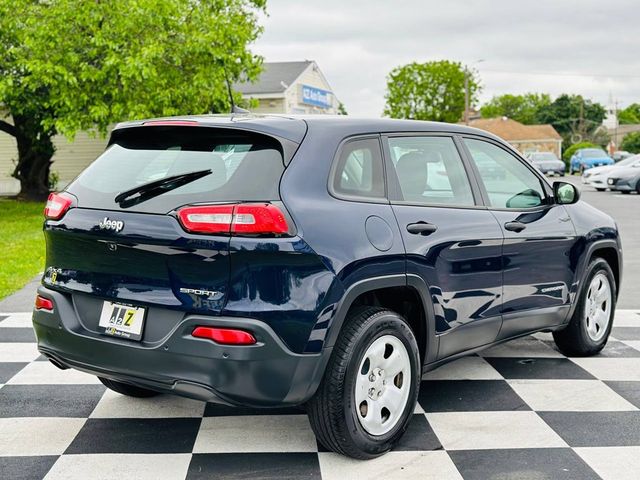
[481,69,640,79]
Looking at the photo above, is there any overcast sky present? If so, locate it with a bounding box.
[252,0,640,117]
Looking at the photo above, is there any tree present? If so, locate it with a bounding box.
[383,60,480,122]
[621,132,640,153]
[618,103,640,125]
[0,0,265,200]
[480,93,551,124]
[536,94,607,146]
[337,102,348,115]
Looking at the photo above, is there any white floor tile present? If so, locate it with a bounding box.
[0,343,40,362]
[193,415,317,453]
[90,390,206,418]
[480,336,563,358]
[7,361,101,384]
[508,379,637,411]
[44,454,192,480]
[423,356,503,380]
[0,417,85,455]
[569,358,640,381]
[575,446,640,480]
[426,411,567,450]
[622,340,640,352]
[613,310,640,327]
[319,451,463,480]
[0,313,34,328]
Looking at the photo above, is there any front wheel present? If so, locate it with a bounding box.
[307,308,420,459]
[553,258,616,356]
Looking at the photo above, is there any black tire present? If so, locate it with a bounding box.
[307,307,420,459]
[636,182,640,194]
[99,377,161,398]
[595,188,606,192]
[553,258,616,357]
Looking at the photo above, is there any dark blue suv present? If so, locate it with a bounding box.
[34,115,622,459]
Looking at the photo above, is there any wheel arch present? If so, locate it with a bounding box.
[324,275,438,366]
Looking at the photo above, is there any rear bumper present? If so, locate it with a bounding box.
[33,286,329,407]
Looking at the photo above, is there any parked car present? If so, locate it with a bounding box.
[612,150,632,162]
[583,154,640,191]
[35,116,622,459]
[527,151,566,176]
[607,160,640,194]
[569,148,614,174]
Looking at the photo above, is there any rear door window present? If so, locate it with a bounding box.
[386,136,475,206]
[67,126,286,213]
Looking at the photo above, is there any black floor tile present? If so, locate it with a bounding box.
[419,380,529,412]
[485,357,595,379]
[392,413,442,451]
[0,455,58,480]
[449,448,600,480]
[204,403,304,417]
[605,381,640,409]
[539,411,640,447]
[0,328,36,343]
[186,453,321,480]
[0,385,106,417]
[0,362,27,383]
[65,418,201,454]
[612,327,640,340]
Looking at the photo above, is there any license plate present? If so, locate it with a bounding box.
[98,301,146,341]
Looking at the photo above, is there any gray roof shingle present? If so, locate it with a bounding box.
[235,61,312,95]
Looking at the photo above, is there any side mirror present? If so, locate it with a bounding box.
[554,181,580,205]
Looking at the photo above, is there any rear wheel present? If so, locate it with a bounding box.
[553,258,616,356]
[99,377,161,398]
[307,308,420,459]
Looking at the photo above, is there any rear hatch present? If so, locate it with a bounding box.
[44,123,295,321]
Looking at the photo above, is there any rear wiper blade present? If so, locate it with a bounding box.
[115,169,212,208]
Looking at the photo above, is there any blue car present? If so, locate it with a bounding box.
[35,116,622,459]
[570,148,614,174]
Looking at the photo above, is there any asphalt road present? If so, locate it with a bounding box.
[559,175,639,309]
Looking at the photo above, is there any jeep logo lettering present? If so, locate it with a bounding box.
[98,217,124,232]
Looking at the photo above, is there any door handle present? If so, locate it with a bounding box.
[406,222,438,235]
[504,221,527,232]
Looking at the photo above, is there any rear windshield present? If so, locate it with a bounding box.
[582,149,607,158]
[67,126,285,213]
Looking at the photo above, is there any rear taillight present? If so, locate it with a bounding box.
[177,203,289,235]
[44,192,73,220]
[35,295,54,311]
[191,326,257,345]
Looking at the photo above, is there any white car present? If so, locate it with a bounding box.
[582,154,640,191]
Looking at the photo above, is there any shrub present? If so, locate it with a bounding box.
[621,132,640,154]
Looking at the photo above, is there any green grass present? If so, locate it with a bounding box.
[0,199,45,300]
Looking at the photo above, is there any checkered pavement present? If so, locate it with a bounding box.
[2,310,640,480]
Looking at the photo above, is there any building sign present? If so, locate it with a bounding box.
[300,85,333,109]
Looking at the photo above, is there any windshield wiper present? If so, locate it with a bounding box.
[115,169,212,208]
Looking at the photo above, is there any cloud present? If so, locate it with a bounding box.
[252,0,640,116]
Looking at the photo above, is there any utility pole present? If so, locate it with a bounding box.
[464,70,469,125]
[464,59,484,125]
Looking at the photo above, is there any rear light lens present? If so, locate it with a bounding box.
[35,295,54,311]
[191,326,256,345]
[177,203,289,235]
[44,192,73,220]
